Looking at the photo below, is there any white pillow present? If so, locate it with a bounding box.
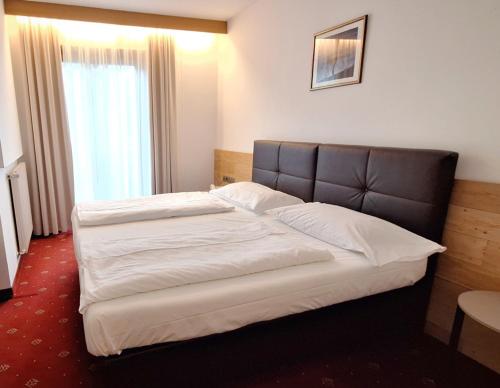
[268,202,446,266]
[210,182,303,214]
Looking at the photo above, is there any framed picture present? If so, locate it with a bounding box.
[310,15,367,90]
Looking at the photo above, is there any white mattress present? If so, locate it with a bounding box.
[73,206,427,357]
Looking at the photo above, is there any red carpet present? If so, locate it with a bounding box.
[0,234,93,388]
[0,233,499,388]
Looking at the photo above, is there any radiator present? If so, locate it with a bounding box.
[8,163,33,255]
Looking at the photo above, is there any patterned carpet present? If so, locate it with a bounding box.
[0,233,499,388]
[0,234,93,387]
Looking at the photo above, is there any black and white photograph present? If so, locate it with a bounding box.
[311,15,367,90]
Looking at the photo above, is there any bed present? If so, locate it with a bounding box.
[73,141,458,358]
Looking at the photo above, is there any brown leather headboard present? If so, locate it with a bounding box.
[252,140,458,243]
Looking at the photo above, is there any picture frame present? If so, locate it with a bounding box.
[310,15,368,90]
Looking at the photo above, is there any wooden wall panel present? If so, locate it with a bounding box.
[450,179,500,214]
[435,181,500,291]
[214,149,253,186]
[446,205,500,243]
[213,150,500,372]
[427,178,500,373]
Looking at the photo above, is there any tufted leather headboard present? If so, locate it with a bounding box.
[252,140,458,243]
[253,141,319,202]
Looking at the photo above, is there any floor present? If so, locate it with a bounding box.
[0,233,498,388]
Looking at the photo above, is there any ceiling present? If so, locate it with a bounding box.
[30,0,256,20]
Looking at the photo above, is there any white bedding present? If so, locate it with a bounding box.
[73,204,428,356]
[76,211,334,313]
[75,191,234,226]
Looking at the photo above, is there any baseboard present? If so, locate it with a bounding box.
[0,288,13,302]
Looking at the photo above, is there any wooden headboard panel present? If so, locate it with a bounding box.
[214,149,253,186]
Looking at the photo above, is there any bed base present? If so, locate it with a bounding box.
[89,259,436,372]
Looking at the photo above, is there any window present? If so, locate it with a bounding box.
[62,52,151,203]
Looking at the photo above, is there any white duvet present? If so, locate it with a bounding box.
[77,212,335,313]
[75,191,234,226]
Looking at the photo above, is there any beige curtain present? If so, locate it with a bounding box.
[148,34,177,194]
[9,20,74,236]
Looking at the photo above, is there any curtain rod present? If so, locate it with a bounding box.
[3,0,228,34]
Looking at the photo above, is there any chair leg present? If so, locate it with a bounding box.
[449,305,465,350]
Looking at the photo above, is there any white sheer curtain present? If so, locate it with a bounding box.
[61,44,152,203]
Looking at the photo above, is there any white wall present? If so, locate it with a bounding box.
[0,2,22,167]
[175,33,219,192]
[217,0,500,183]
[0,2,22,290]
